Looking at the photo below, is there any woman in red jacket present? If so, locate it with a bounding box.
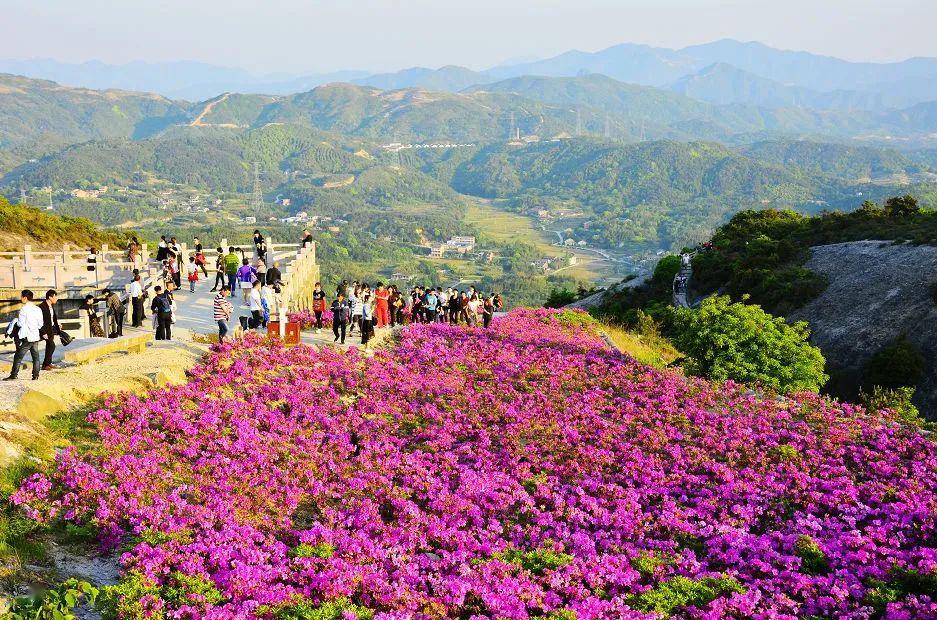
[374,282,390,328]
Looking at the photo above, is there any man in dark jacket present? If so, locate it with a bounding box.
[330,293,351,345]
[266,261,282,287]
[151,286,173,340]
[39,289,61,370]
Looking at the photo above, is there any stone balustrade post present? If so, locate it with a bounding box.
[23,244,32,271]
[101,244,109,264]
[62,243,70,265]
[11,258,21,289]
[53,264,62,289]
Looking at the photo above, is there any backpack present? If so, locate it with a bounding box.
[155,295,173,316]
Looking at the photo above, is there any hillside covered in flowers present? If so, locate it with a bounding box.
[13,309,937,619]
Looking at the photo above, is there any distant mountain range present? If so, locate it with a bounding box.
[1,72,935,155]
[3,39,937,111]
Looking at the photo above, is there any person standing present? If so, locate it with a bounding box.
[127,237,139,268]
[237,258,256,304]
[256,258,267,289]
[483,295,495,328]
[80,294,105,338]
[349,286,363,335]
[193,237,209,278]
[301,229,313,248]
[104,288,125,338]
[312,282,327,333]
[360,293,374,346]
[151,286,173,340]
[248,280,263,329]
[424,288,438,323]
[211,247,225,292]
[266,261,282,288]
[213,286,233,343]
[130,274,145,327]
[4,290,44,381]
[186,256,199,293]
[38,290,61,370]
[223,247,240,291]
[156,235,168,262]
[373,283,389,328]
[331,293,350,344]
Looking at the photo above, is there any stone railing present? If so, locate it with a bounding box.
[0,243,148,293]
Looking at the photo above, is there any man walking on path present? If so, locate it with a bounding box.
[39,290,62,370]
[331,293,351,344]
[4,290,43,381]
[213,286,233,343]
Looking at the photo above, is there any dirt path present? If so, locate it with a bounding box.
[189,93,232,127]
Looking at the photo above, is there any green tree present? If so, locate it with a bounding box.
[673,295,828,393]
[883,195,920,217]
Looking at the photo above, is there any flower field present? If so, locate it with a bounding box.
[13,309,937,619]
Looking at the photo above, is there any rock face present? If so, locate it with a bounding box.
[790,241,937,417]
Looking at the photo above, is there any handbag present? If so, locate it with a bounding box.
[60,332,74,346]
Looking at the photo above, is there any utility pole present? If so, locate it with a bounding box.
[48,184,54,210]
[251,162,263,217]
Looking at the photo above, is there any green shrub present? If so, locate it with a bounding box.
[631,551,674,579]
[884,195,921,217]
[259,596,374,620]
[794,535,829,575]
[628,575,746,615]
[673,296,828,394]
[10,578,99,620]
[160,571,224,609]
[98,571,163,620]
[289,542,335,559]
[493,545,574,575]
[864,567,937,613]
[863,336,926,391]
[544,288,577,308]
[860,386,923,426]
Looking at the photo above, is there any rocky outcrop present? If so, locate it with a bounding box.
[790,241,937,417]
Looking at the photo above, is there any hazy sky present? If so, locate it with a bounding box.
[1,0,934,73]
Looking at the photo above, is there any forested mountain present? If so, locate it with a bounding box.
[427,138,933,248]
[740,140,928,181]
[0,73,188,148]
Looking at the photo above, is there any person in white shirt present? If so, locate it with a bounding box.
[4,290,44,381]
[130,274,144,327]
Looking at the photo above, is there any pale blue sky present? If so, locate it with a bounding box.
[1,0,934,73]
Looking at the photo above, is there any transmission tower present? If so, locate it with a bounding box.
[641,120,647,142]
[509,111,516,140]
[604,112,611,139]
[251,162,263,217]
